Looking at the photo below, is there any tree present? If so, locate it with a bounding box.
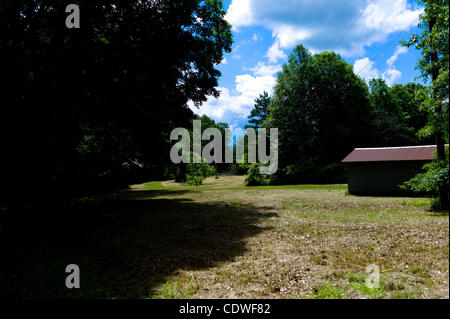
[368,79,419,146]
[264,45,373,184]
[390,82,431,144]
[401,0,449,209]
[402,0,448,150]
[246,91,272,129]
[0,0,233,212]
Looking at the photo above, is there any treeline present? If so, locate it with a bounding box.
[0,0,232,215]
[241,44,431,185]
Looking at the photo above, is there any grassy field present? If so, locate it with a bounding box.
[1,176,448,299]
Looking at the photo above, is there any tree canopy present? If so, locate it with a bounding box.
[0,0,232,211]
[263,45,373,184]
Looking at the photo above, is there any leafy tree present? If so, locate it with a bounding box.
[402,0,449,209]
[246,91,272,129]
[186,160,216,186]
[245,163,265,186]
[264,45,373,184]
[368,79,417,146]
[0,0,232,212]
[403,147,449,210]
[390,82,431,144]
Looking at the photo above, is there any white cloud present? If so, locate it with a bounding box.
[247,62,282,77]
[354,57,380,82]
[220,58,227,65]
[225,0,254,31]
[189,72,277,121]
[226,0,423,57]
[271,25,311,49]
[387,46,408,66]
[236,74,277,98]
[266,42,287,63]
[382,68,402,86]
[354,57,402,86]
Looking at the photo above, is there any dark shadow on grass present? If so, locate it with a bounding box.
[0,189,278,298]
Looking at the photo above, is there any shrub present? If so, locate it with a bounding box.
[184,161,216,186]
[402,147,449,211]
[186,175,203,186]
[231,162,250,175]
[245,163,265,186]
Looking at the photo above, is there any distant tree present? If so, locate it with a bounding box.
[264,45,373,184]
[246,92,272,129]
[368,79,416,146]
[390,82,431,144]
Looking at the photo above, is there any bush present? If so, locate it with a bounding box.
[245,163,265,186]
[187,162,216,178]
[184,161,216,186]
[231,162,250,175]
[173,166,187,183]
[402,147,449,211]
[186,175,203,186]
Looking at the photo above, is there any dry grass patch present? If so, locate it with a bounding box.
[148,178,448,299]
[2,176,447,299]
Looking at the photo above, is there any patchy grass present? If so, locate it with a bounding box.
[1,176,448,299]
[151,280,199,299]
[305,284,343,299]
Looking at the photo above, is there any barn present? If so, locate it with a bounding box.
[341,145,438,195]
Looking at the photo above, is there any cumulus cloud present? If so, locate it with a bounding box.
[387,46,408,66]
[225,0,253,31]
[189,72,277,121]
[266,42,287,63]
[247,62,282,77]
[226,0,423,57]
[354,57,380,82]
[382,68,402,86]
[354,57,403,86]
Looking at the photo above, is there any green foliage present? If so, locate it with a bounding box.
[192,115,230,174]
[390,82,431,143]
[401,0,449,209]
[185,161,216,186]
[246,91,272,129]
[0,0,232,208]
[264,45,372,184]
[402,0,449,140]
[403,148,449,211]
[305,284,343,299]
[368,79,426,146]
[401,0,448,142]
[186,175,204,186]
[245,164,266,186]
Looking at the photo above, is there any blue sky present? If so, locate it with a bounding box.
[189,0,425,132]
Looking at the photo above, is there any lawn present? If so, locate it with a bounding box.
[1,176,448,299]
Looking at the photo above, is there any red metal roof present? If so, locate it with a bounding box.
[341,145,440,163]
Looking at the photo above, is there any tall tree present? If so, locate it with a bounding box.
[402,0,448,154]
[264,45,373,184]
[0,0,233,212]
[246,91,272,129]
[401,0,449,209]
[368,79,417,146]
[390,82,431,144]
